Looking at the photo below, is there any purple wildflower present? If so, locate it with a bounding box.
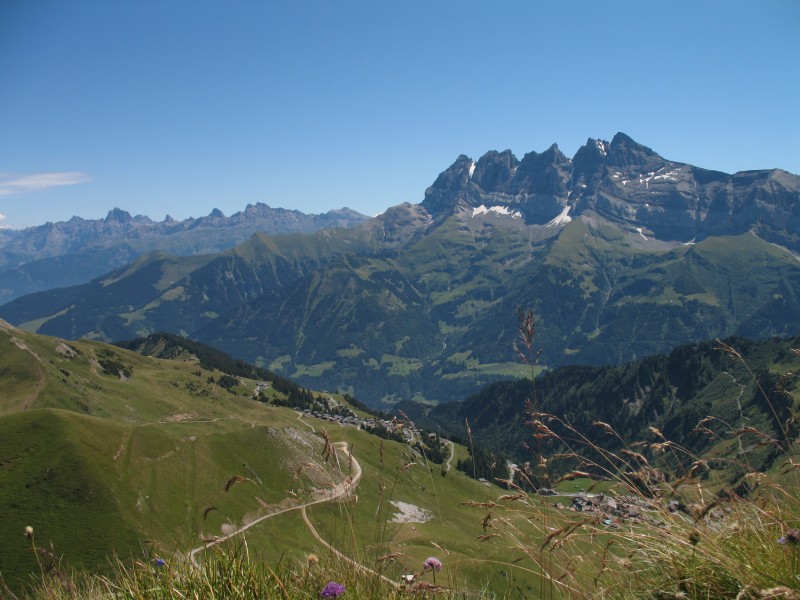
[423,556,442,572]
[778,528,800,545]
[320,580,345,598]
[153,558,166,567]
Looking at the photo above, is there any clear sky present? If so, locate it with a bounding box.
[1,1,798,229]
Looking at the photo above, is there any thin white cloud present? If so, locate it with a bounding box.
[0,171,91,196]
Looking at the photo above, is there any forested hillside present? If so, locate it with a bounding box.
[428,336,800,484]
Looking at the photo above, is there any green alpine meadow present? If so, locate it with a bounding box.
[1,315,799,598]
[0,322,511,595]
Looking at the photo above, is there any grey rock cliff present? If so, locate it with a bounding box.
[420,132,800,249]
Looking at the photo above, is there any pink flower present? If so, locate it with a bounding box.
[423,556,442,572]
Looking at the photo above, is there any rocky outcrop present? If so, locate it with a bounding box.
[420,132,800,249]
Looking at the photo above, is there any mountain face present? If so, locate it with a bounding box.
[0,204,369,303]
[422,133,800,251]
[1,133,798,407]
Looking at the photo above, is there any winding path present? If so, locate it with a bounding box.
[444,439,455,472]
[6,335,46,410]
[188,441,361,568]
[300,506,400,588]
[723,371,748,453]
[296,410,316,432]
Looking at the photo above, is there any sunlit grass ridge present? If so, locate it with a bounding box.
[2,320,799,598]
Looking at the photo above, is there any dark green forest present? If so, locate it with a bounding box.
[427,336,800,484]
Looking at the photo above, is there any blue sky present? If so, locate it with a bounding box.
[1,1,798,229]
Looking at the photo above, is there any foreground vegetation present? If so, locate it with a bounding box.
[2,322,798,598]
[9,433,799,599]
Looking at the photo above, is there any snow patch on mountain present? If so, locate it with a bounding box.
[546,205,572,227]
[472,205,522,219]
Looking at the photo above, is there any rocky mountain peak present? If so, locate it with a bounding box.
[571,137,609,187]
[328,207,364,218]
[241,203,289,218]
[411,133,800,249]
[516,144,571,196]
[471,150,519,192]
[422,154,475,214]
[542,143,568,164]
[105,208,133,223]
[606,132,666,172]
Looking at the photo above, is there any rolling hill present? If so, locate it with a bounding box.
[0,322,523,595]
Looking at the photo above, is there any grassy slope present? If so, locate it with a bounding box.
[0,323,318,588]
[0,323,542,596]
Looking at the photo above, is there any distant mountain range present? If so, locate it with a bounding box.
[2,133,798,406]
[0,204,368,303]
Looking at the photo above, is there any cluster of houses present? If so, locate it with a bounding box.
[297,405,424,445]
[248,379,446,464]
[254,381,272,395]
[250,378,423,442]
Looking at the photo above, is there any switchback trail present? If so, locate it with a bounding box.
[188,441,361,568]
[444,439,455,472]
[300,506,400,588]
